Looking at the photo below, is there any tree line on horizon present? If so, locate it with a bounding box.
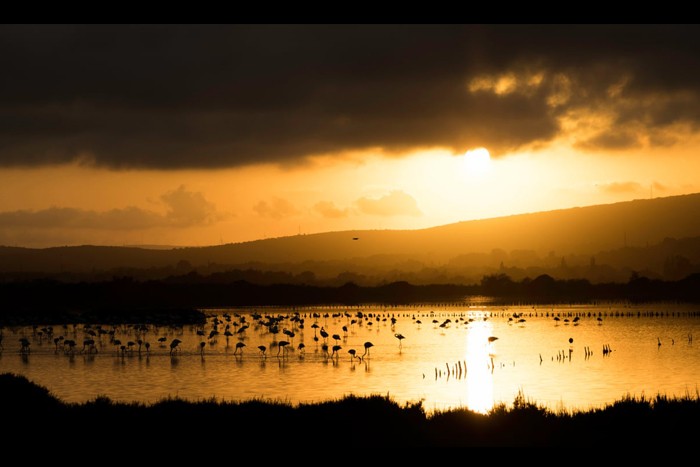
[1,270,699,324]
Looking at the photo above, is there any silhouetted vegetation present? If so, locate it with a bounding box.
[0,273,700,324]
[2,372,698,447]
[1,272,700,325]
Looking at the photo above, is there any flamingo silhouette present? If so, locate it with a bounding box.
[82,338,98,354]
[63,339,76,355]
[394,333,405,348]
[19,338,31,354]
[258,345,267,357]
[362,341,373,359]
[234,342,246,355]
[277,340,290,356]
[170,338,182,355]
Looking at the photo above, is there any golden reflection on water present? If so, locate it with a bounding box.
[3,304,700,413]
[465,320,494,414]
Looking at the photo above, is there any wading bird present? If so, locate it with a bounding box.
[362,341,373,359]
[170,339,182,355]
[82,339,98,354]
[63,339,76,355]
[394,333,405,348]
[19,338,31,354]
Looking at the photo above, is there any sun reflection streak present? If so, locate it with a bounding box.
[466,320,494,414]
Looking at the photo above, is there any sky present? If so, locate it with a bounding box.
[1,24,700,248]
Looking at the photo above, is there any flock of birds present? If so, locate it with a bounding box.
[0,309,416,364]
[0,307,694,371]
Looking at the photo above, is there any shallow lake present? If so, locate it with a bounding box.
[2,302,700,414]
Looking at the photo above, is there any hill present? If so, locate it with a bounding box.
[1,193,700,284]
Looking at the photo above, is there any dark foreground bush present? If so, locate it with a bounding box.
[2,372,699,448]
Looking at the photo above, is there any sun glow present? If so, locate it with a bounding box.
[466,319,495,414]
[462,147,492,177]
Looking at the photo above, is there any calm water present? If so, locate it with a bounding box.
[2,302,700,414]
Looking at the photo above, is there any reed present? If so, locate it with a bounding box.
[3,372,699,447]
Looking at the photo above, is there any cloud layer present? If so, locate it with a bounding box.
[0,186,217,230]
[2,25,700,169]
[355,190,422,217]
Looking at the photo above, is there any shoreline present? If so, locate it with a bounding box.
[3,372,699,447]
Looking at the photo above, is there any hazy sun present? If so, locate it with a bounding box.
[463,147,492,177]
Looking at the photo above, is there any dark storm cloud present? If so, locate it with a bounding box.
[2,24,700,169]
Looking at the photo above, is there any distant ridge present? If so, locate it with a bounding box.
[1,192,700,274]
[121,244,187,250]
